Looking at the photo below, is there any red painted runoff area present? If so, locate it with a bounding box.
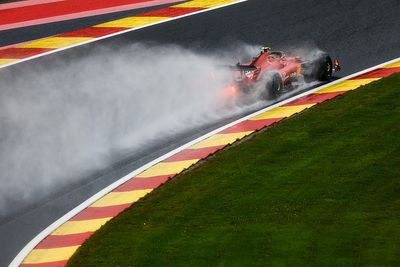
[0,0,63,11]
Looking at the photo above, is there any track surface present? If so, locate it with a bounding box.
[0,0,399,265]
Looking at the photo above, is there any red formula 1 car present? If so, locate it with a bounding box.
[230,47,341,99]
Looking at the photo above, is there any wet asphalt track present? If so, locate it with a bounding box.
[1,0,400,265]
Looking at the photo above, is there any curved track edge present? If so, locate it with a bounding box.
[10,57,400,266]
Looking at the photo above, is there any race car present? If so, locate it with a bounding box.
[229,46,341,99]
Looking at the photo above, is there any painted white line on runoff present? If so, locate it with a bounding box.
[9,56,400,267]
[0,0,248,70]
[0,0,63,11]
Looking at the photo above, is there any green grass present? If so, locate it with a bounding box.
[69,74,400,267]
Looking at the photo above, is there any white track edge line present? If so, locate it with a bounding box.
[9,56,400,267]
[0,0,248,70]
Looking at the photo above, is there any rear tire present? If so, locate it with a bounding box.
[262,73,283,100]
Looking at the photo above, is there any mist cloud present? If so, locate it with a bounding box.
[0,43,266,217]
[0,43,325,218]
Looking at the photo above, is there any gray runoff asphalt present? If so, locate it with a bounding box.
[0,0,399,265]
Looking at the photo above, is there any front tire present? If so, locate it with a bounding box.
[317,55,333,81]
[302,54,333,82]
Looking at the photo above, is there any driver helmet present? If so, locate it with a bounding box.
[260,46,271,53]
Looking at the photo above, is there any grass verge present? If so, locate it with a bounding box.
[69,74,400,266]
